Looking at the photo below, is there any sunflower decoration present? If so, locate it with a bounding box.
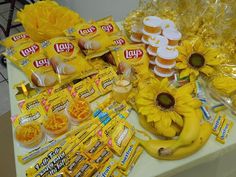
[176,39,221,81]
[136,78,201,138]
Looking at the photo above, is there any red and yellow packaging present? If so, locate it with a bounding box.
[42,37,94,82]
[1,32,32,48]
[64,23,112,59]
[111,44,149,74]
[18,94,45,112]
[110,33,129,47]
[97,16,120,35]
[107,120,135,156]
[3,41,43,65]
[18,53,58,87]
[46,82,73,95]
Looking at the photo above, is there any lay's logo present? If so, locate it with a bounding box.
[33,58,50,68]
[20,44,39,57]
[12,34,30,42]
[113,38,125,46]
[54,43,74,54]
[101,23,114,33]
[124,49,143,59]
[78,25,97,36]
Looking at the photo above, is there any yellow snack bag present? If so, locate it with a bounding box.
[97,158,117,177]
[90,146,113,168]
[111,44,149,74]
[71,78,101,102]
[3,41,42,65]
[89,58,111,70]
[1,32,32,48]
[110,33,130,47]
[216,118,233,144]
[42,37,94,82]
[97,16,120,35]
[64,23,112,59]
[18,53,58,87]
[212,113,225,136]
[71,161,97,177]
[110,169,123,177]
[84,137,106,159]
[118,138,139,170]
[107,120,135,156]
[18,94,45,112]
[46,82,73,95]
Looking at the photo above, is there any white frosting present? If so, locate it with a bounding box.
[143,16,162,27]
[141,36,149,44]
[154,66,174,77]
[148,35,168,47]
[155,58,176,69]
[130,35,142,43]
[147,46,158,56]
[142,28,161,36]
[161,19,176,30]
[157,46,179,60]
[163,29,182,40]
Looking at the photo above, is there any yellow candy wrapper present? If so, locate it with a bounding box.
[212,113,225,136]
[3,41,42,66]
[111,44,149,74]
[97,16,120,35]
[110,169,123,177]
[118,138,139,171]
[119,146,143,176]
[1,32,32,48]
[64,23,112,59]
[71,161,97,177]
[84,137,106,159]
[89,57,111,70]
[97,158,117,177]
[42,37,94,83]
[46,82,73,95]
[18,94,45,112]
[216,118,233,144]
[71,78,101,102]
[18,53,58,87]
[107,120,135,156]
[90,146,113,168]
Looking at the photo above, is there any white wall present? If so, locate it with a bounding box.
[56,0,139,21]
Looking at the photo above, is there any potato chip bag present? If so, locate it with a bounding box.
[111,44,149,74]
[97,16,120,35]
[3,41,42,65]
[64,23,112,59]
[42,37,94,83]
[18,53,58,87]
[1,32,32,48]
[110,33,129,47]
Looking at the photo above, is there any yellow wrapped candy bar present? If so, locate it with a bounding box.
[16,0,84,42]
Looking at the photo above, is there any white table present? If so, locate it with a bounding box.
[8,58,236,177]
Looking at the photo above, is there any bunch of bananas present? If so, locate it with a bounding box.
[135,78,212,160]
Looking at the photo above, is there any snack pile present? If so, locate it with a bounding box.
[2,0,236,176]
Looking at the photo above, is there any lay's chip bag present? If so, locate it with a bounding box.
[42,37,94,83]
[18,53,58,87]
[111,44,149,74]
[97,16,120,35]
[1,32,32,48]
[3,41,42,66]
[110,33,129,47]
[64,23,112,59]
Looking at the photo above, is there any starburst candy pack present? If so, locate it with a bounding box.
[64,23,112,59]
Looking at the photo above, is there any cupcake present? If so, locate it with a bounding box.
[143,16,162,34]
[147,35,168,56]
[163,29,182,46]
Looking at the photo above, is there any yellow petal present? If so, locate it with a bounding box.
[180,68,190,78]
[170,111,183,127]
[193,38,202,51]
[200,65,214,76]
[139,105,156,115]
[136,97,153,106]
[188,99,202,108]
[204,48,219,60]
[146,113,161,123]
[176,82,194,95]
[206,59,221,66]
[190,74,197,82]
[159,78,169,90]
[184,40,193,55]
[176,62,188,69]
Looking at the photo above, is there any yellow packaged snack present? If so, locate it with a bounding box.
[212,113,225,136]
[18,53,58,87]
[71,161,97,177]
[216,118,233,144]
[64,23,112,59]
[107,120,135,156]
[42,37,94,82]
[1,32,31,48]
[15,122,44,148]
[118,138,139,170]
[64,152,88,176]
[111,44,149,74]
[110,169,123,177]
[90,146,113,168]
[97,158,117,177]
[89,58,111,70]
[18,94,45,113]
[71,78,101,102]
[84,137,106,158]
[46,82,73,95]
[97,16,120,35]
[110,33,129,47]
[3,41,42,65]
[119,146,143,176]
[68,97,92,124]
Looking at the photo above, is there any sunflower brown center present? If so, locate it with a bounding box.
[188,53,205,68]
[156,92,175,109]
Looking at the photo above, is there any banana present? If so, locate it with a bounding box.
[137,121,211,160]
[158,108,201,156]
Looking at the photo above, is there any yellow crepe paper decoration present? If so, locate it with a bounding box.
[16,0,85,42]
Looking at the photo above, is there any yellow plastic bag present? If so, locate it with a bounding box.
[1,32,32,48]
[97,16,120,35]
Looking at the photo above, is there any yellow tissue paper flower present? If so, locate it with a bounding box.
[16,0,85,42]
